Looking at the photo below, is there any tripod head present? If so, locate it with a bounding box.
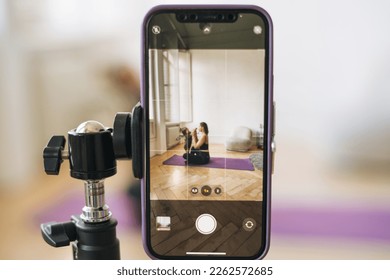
[41,103,143,259]
[43,103,143,180]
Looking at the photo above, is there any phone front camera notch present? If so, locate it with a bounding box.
[189,14,198,21]
[177,13,188,22]
[227,13,237,22]
[216,14,225,21]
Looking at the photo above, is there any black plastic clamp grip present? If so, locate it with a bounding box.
[43,135,66,175]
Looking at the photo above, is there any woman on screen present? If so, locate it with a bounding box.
[183,122,210,165]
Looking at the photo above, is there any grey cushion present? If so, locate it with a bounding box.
[225,126,252,152]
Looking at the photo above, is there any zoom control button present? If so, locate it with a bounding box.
[242,218,256,232]
[201,185,212,196]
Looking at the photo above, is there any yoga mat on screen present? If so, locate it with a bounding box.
[162,154,255,171]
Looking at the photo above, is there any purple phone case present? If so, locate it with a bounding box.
[140,4,273,260]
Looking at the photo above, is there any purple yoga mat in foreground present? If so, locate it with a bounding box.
[162,154,255,171]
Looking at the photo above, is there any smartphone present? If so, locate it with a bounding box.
[141,5,274,259]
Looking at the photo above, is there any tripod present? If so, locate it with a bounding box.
[41,106,142,260]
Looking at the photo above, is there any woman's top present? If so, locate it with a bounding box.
[199,142,208,151]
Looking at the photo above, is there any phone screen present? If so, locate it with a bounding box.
[144,7,272,259]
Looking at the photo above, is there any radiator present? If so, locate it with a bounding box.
[166,124,180,149]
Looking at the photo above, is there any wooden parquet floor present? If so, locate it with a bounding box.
[150,144,263,201]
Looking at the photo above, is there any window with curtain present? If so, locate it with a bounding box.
[162,49,192,123]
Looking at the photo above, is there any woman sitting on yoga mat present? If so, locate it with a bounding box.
[183,122,210,164]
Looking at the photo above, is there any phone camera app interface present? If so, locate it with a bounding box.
[147,11,268,258]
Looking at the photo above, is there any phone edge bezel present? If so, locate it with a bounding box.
[140,4,274,260]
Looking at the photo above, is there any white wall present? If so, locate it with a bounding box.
[0,0,142,187]
[190,49,264,144]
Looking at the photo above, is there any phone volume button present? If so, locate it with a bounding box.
[272,101,276,137]
[272,101,276,174]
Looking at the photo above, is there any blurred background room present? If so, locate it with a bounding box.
[0,0,389,259]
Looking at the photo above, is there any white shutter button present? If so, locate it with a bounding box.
[196,214,217,235]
